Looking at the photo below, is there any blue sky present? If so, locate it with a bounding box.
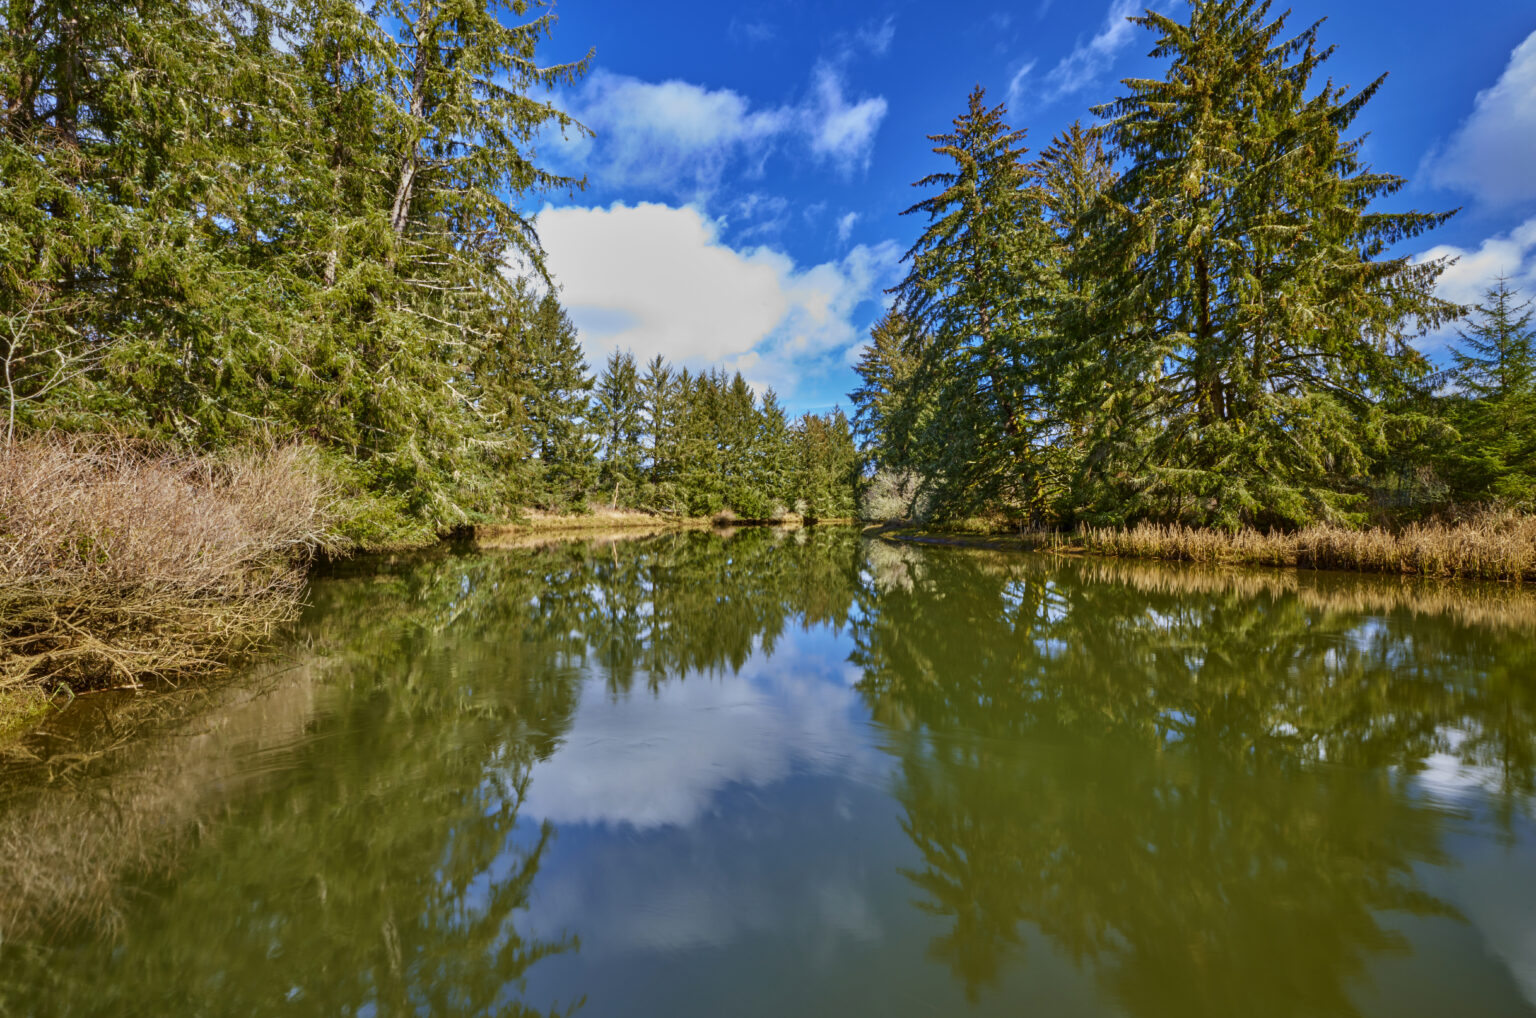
[527,0,1536,415]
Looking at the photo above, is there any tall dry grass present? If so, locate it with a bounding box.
[1060,513,1536,582]
[0,437,338,704]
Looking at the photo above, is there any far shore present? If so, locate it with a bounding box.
[866,514,1536,584]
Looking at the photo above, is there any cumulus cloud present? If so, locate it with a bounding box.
[1424,30,1536,208]
[1416,216,1536,308]
[558,65,887,197]
[1009,0,1142,108]
[534,202,901,399]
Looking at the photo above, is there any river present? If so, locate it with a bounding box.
[3,527,1535,1016]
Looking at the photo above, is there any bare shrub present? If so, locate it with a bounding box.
[0,437,339,697]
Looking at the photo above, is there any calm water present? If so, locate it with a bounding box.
[4,528,1536,1017]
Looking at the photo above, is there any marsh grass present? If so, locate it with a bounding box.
[0,437,338,707]
[880,511,1536,583]
[1067,514,1536,582]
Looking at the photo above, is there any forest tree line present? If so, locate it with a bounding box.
[853,0,1535,531]
[0,0,858,535]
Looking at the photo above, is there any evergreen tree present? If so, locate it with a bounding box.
[639,354,680,484]
[592,350,643,505]
[850,310,926,472]
[522,293,595,506]
[1444,279,1536,504]
[1076,0,1460,528]
[1453,278,1536,402]
[894,87,1057,520]
[756,389,794,513]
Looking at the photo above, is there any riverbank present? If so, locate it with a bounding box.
[870,512,1536,582]
[0,441,840,735]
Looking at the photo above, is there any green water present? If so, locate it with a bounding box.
[4,528,1536,1017]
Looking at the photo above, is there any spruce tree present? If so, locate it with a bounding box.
[1078,0,1460,528]
[522,293,596,506]
[1445,279,1536,504]
[894,87,1056,519]
[592,350,644,505]
[639,354,680,485]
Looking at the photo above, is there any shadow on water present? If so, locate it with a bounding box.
[0,529,1533,1016]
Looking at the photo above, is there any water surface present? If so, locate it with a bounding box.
[4,528,1536,1017]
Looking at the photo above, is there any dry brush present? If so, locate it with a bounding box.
[0,438,338,713]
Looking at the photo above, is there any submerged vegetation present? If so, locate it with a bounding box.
[854,1,1535,534]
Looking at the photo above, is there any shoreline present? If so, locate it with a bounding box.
[865,517,1536,583]
[1,515,845,740]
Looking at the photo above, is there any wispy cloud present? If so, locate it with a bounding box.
[855,15,897,57]
[1009,0,1143,109]
[729,17,776,47]
[1422,29,1536,209]
[804,64,889,175]
[836,212,860,243]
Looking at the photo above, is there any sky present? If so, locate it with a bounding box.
[523,0,1536,415]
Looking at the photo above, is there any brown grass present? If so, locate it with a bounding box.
[0,437,338,704]
[877,511,1536,583]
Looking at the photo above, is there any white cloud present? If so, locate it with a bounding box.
[535,202,901,399]
[558,65,887,197]
[554,71,790,198]
[523,646,889,831]
[1424,30,1536,208]
[1009,0,1141,108]
[836,211,860,243]
[855,15,897,57]
[804,64,889,175]
[1416,216,1536,308]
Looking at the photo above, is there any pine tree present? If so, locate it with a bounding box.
[1445,279,1536,504]
[1029,122,1119,520]
[1453,278,1536,402]
[592,350,643,506]
[850,310,925,471]
[894,87,1056,519]
[1077,0,1460,528]
[639,354,679,485]
[522,293,595,506]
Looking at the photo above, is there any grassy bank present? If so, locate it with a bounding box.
[873,511,1536,583]
[0,439,337,732]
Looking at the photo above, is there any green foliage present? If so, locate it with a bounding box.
[858,0,1489,532]
[1441,279,1536,506]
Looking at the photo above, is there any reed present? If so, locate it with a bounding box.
[0,437,338,709]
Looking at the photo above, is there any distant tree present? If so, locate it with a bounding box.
[1444,279,1536,504]
[592,351,644,505]
[522,294,596,506]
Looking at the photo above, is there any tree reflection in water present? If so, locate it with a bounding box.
[854,542,1536,1015]
[2,531,1534,1017]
